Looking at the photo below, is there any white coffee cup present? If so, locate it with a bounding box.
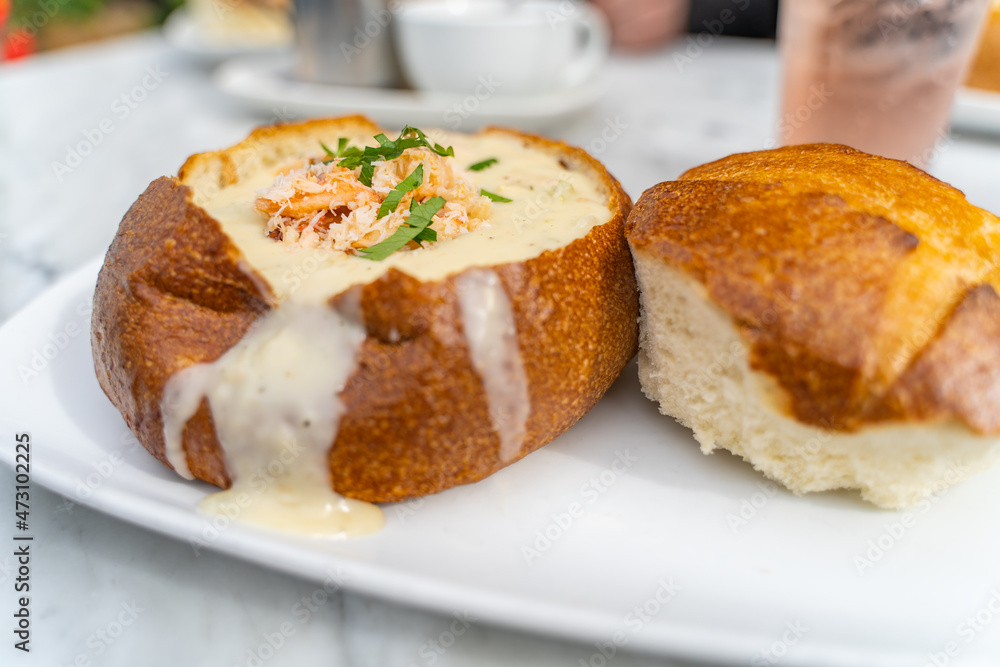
[393,0,610,96]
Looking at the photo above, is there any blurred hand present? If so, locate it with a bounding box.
[591,0,688,51]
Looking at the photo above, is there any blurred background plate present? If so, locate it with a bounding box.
[162,7,291,61]
[213,53,608,132]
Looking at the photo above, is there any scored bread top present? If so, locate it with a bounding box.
[627,143,1000,434]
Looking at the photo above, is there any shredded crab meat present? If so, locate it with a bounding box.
[254,147,492,252]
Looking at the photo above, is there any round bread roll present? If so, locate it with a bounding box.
[92,117,637,517]
[626,143,1000,509]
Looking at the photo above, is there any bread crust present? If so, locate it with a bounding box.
[626,143,1000,436]
[92,117,637,502]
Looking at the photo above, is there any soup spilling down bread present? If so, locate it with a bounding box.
[627,144,1000,509]
[91,116,638,536]
[92,114,1000,532]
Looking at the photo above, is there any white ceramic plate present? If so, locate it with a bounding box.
[213,54,607,132]
[162,7,292,61]
[4,258,1000,666]
[953,87,1000,136]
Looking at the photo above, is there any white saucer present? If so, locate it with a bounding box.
[163,7,292,62]
[953,86,1000,136]
[213,54,608,132]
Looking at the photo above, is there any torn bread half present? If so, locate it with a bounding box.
[626,143,1000,509]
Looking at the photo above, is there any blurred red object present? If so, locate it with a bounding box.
[2,0,36,60]
[4,29,36,60]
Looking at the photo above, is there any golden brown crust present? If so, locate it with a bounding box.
[626,143,1000,435]
[874,284,1000,433]
[92,117,637,501]
[331,211,637,501]
[92,177,273,483]
[177,115,382,198]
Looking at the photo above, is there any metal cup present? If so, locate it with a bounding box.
[293,0,401,87]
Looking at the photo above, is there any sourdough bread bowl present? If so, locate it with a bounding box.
[626,143,1000,509]
[92,116,637,513]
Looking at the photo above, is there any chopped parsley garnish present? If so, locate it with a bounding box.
[357,196,445,261]
[323,126,454,187]
[468,158,498,171]
[377,164,423,219]
[480,189,511,203]
[321,137,359,163]
[315,126,460,260]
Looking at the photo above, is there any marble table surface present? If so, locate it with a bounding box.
[2,30,1000,667]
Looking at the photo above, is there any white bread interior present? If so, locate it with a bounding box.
[632,248,1000,509]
